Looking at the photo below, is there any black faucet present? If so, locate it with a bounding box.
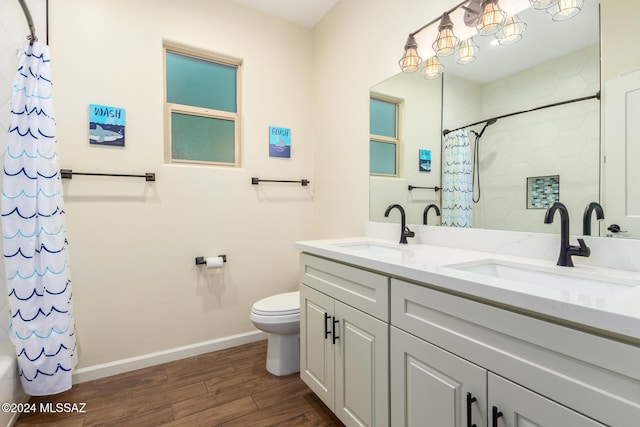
[423,204,441,225]
[582,202,604,236]
[544,202,590,267]
[384,204,414,244]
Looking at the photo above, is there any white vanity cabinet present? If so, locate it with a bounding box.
[390,326,487,427]
[391,278,639,427]
[299,254,390,427]
[391,327,607,426]
[297,251,640,427]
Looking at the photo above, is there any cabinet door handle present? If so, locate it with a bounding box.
[492,406,503,427]
[324,313,331,340]
[466,392,477,427]
[332,317,340,344]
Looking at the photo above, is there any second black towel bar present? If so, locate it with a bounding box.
[251,177,309,186]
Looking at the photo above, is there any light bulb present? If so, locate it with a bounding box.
[547,0,584,21]
[423,57,444,79]
[456,39,480,64]
[477,0,506,36]
[496,15,527,46]
[399,35,422,72]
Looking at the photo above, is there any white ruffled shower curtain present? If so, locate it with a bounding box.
[441,130,473,227]
[2,42,76,395]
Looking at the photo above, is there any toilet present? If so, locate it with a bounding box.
[250,291,300,376]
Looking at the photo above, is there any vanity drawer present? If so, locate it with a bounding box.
[300,253,389,321]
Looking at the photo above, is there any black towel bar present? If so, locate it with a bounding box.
[408,185,441,191]
[61,169,155,182]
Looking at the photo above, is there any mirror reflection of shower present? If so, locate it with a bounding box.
[469,118,497,203]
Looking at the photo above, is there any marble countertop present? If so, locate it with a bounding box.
[295,237,640,342]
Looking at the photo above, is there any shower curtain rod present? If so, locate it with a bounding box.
[442,91,600,136]
[17,0,37,44]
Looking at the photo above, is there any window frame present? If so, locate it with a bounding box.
[369,94,401,177]
[163,42,242,167]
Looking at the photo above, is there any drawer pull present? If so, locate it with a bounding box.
[324,313,331,340]
[332,317,340,344]
[492,406,503,427]
[466,392,477,427]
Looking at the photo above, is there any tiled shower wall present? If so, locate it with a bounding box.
[445,44,600,236]
[477,44,600,235]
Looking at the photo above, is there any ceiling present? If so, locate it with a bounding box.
[231,0,339,27]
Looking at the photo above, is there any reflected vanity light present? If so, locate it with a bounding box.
[399,34,422,72]
[496,15,527,45]
[423,56,444,79]
[456,39,480,64]
[433,12,460,57]
[547,0,584,21]
[529,0,556,10]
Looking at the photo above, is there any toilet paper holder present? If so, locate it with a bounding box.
[195,255,227,265]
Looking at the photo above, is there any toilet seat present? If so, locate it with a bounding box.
[251,291,300,316]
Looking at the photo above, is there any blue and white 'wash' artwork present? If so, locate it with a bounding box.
[441,130,473,228]
[2,42,77,395]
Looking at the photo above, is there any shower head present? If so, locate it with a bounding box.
[477,118,498,138]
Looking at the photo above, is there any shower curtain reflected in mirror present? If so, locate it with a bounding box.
[441,130,473,227]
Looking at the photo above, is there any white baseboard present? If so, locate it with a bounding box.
[4,394,28,427]
[72,330,267,384]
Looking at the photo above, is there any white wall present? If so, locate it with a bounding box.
[48,0,315,370]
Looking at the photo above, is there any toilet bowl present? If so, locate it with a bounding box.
[250,290,300,376]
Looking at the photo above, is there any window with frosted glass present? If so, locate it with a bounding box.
[370,98,399,176]
[165,46,240,166]
[171,113,235,163]
[370,140,397,175]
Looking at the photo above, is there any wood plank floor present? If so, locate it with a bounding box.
[14,340,344,427]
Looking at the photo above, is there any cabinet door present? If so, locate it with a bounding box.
[335,300,389,427]
[391,327,487,427]
[488,373,607,427]
[300,284,335,410]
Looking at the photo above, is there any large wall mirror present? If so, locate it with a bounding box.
[370,0,610,237]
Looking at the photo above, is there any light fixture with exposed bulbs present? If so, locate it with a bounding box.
[433,12,460,57]
[397,0,584,79]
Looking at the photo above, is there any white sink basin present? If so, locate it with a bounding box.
[447,259,637,299]
[332,241,413,258]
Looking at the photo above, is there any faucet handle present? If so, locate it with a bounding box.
[404,226,415,238]
[577,238,591,257]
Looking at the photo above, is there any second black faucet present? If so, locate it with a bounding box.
[544,202,590,267]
